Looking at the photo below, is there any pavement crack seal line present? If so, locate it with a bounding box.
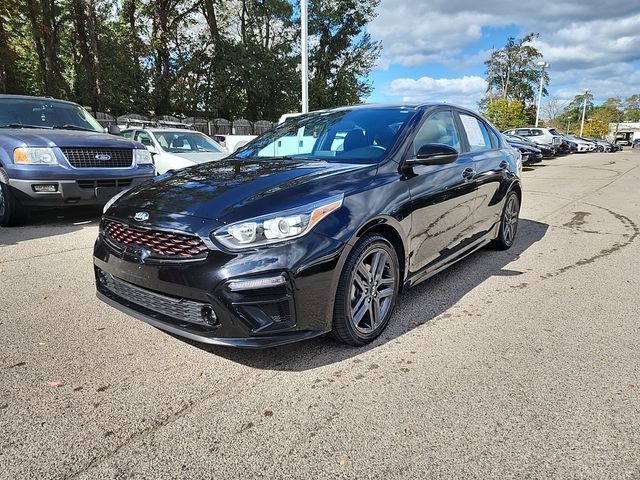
[539,204,639,280]
[0,246,93,265]
[63,369,281,479]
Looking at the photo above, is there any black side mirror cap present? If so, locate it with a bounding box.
[407,143,459,166]
[107,124,121,135]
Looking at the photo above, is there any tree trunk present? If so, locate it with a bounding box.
[0,9,18,93]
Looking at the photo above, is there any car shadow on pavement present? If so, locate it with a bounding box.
[0,206,101,246]
[176,218,549,371]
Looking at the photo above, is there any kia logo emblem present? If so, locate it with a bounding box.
[134,212,149,221]
[95,153,111,161]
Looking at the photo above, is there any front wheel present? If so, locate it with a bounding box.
[332,234,400,346]
[0,169,27,227]
[490,191,520,250]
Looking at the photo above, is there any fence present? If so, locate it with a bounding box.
[93,112,275,136]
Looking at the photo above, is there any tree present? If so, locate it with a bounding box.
[486,99,529,130]
[623,94,640,122]
[484,33,548,108]
[308,0,381,110]
[555,92,594,134]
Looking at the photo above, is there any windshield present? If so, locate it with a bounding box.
[153,131,225,153]
[0,97,103,132]
[235,107,417,164]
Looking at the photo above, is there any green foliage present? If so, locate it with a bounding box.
[485,99,529,130]
[1,0,381,120]
[483,33,547,109]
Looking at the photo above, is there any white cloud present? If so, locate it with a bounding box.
[386,76,487,108]
[370,0,640,102]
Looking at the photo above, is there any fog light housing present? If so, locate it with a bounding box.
[32,184,58,193]
[200,305,218,325]
[227,274,287,292]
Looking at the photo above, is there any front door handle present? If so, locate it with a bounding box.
[499,160,509,170]
[462,167,475,180]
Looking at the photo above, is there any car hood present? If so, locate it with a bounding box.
[113,158,376,223]
[0,128,140,148]
[164,151,229,163]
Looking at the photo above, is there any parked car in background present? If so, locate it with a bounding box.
[0,95,154,226]
[504,134,543,164]
[503,127,563,147]
[120,128,228,175]
[632,139,640,149]
[562,135,594,153]
[211,134,257,153]
[95,104,522,348]
[585,138,613,152]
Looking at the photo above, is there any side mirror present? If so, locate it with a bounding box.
[107,124,121,135]
[147,145,157,155]
[408,144,459,165]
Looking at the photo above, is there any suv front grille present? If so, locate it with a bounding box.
[103,220,209,259]
[61,147,133,168]
[98,270,217,327]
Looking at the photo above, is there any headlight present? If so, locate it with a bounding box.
[134,149,153,165]
[14,147,58,165]
[212,194,344,251]
[102,189,129,213]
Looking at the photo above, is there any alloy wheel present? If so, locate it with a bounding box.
[349,248,395,334]
[503,195,519,246]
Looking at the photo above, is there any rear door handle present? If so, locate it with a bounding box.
[462,167,475,180]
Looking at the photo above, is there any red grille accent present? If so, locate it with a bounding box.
[103,220,208,258]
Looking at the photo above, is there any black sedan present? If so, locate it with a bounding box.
[504,134,543,164]
[94,104,522,348]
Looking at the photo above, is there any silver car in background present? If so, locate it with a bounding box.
[503,127,563,147]
[120,128,229,174]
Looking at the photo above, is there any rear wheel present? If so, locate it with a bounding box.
[332,234,400,346]
[490,191,519,250]
[0,169,27,227]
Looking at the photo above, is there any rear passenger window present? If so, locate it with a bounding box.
[459,114,492,152]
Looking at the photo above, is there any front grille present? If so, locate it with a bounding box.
[99,271,216,326]
[78,179,133,189]
[103,220,209,259]
[61,147,133,168]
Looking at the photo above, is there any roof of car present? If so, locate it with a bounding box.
[0,94,79,106]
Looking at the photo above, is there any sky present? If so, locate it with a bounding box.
[366,0,640,109]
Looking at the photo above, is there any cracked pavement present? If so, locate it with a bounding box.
[1,151,639,479]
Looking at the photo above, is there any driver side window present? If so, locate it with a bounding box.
[412,111,461,156]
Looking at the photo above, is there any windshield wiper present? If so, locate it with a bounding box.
[52,124,97,132]
[0,123,52,129]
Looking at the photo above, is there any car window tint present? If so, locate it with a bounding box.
[412,110,461,155]
[459,114,492,152]
[488,128,500,148]
[135,131,152,146]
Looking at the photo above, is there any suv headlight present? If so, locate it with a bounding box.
[14,147,58,165]
[212,194,344,251]
[134,149,153,165]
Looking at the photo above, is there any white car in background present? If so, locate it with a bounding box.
[503,127,563,147]
[563,134,596,152]
[121,128,228,174]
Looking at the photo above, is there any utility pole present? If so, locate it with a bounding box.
[579,88,589,137]
[300,0,309,113]
[535,62,549,127]
[566,118,571,134]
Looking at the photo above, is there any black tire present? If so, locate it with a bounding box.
[0,168,27,227]
[597,145,604,152]
[332,233,400,346]
[490,190,520,250]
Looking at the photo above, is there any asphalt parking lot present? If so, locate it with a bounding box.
[1,151,639,479]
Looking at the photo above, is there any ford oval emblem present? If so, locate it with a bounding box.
[134,211,149,222]
[95,153,111,161]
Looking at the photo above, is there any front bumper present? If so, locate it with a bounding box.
[93,223,348,348]
[8,177,152,207]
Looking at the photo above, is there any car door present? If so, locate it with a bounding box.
[456,111,510,239]
[404,109,477,276]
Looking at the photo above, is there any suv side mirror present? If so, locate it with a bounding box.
[107,124,121,135]
[407,144,459,166]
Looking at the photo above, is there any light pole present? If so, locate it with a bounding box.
[300,0,309,113]
[579,88,589,137]
[535,61,549,127]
